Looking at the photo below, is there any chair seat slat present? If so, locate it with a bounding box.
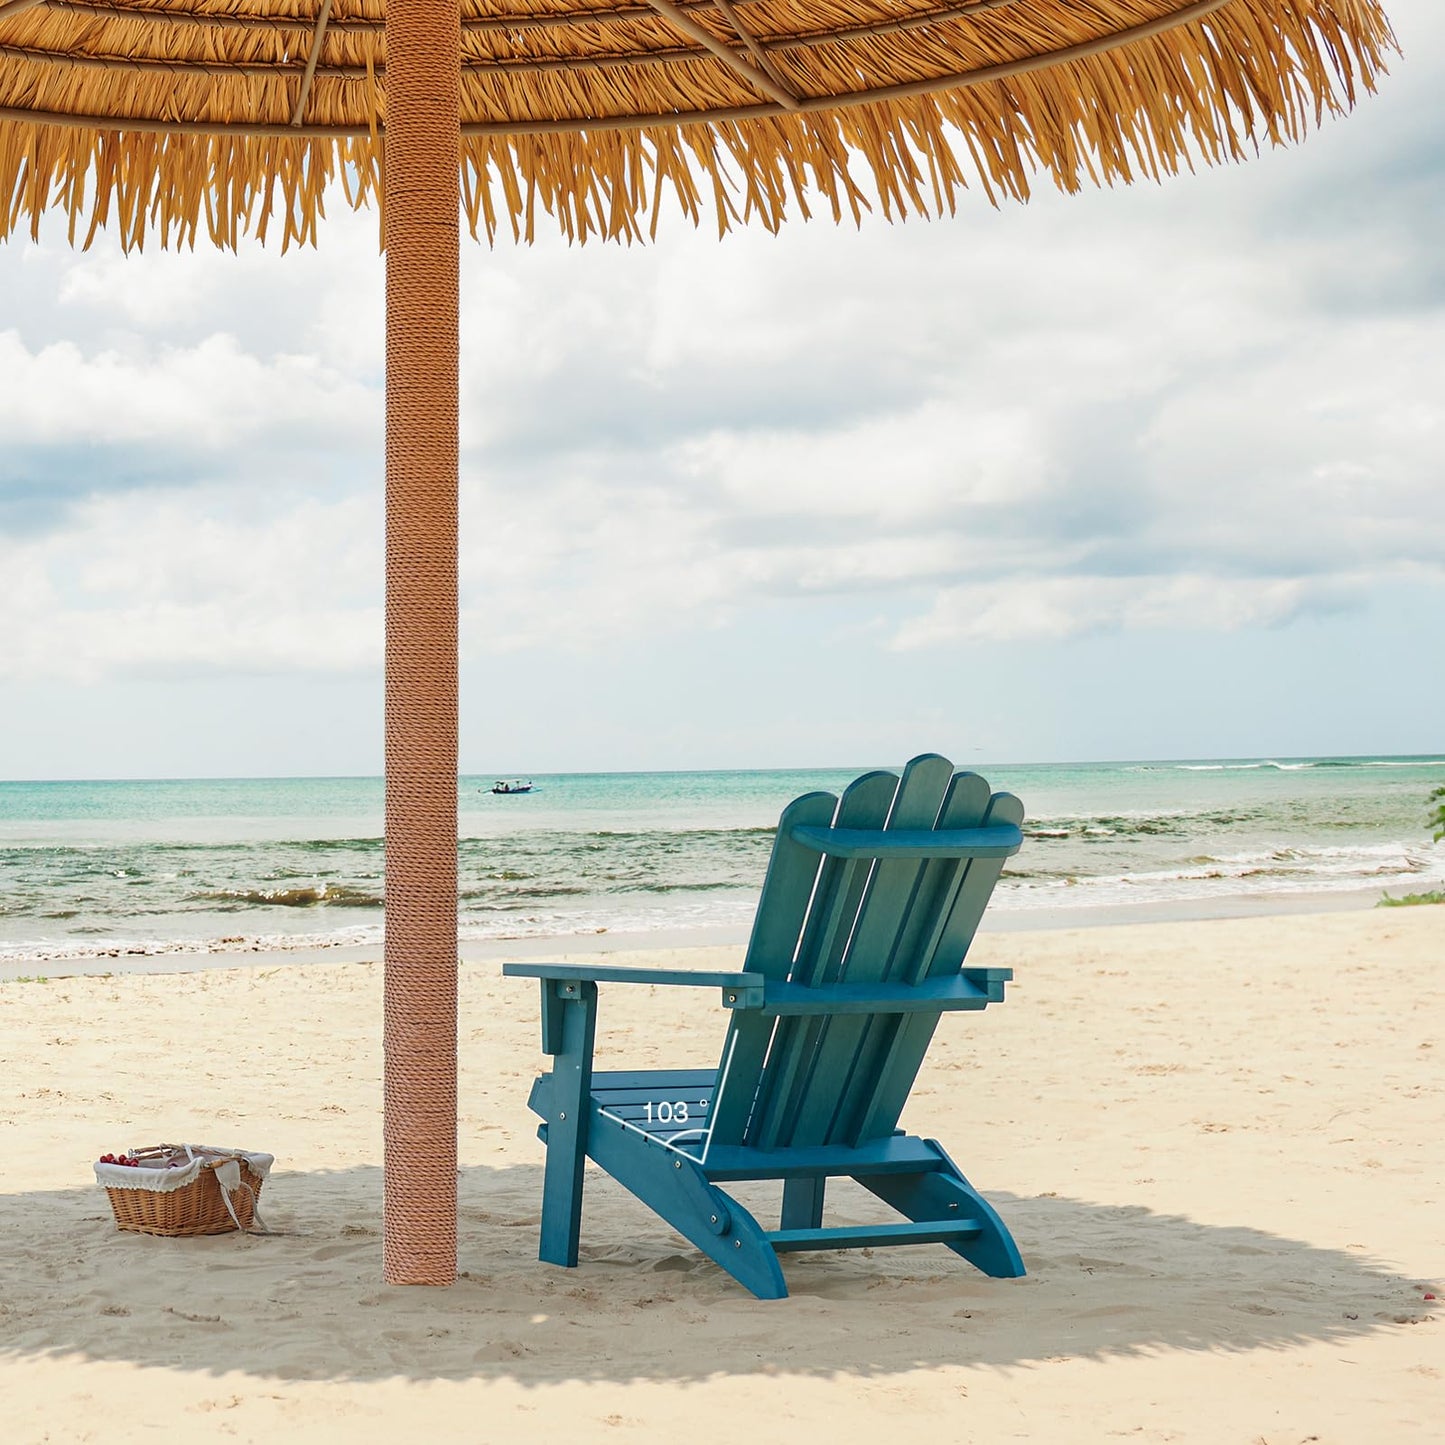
[697,1135,946,1181]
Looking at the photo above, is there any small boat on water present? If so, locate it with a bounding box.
[490,779,533,795]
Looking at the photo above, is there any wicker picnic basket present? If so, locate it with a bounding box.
[95,1144,273,1237]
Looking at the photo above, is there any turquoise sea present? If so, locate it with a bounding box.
[1,756,1442,964]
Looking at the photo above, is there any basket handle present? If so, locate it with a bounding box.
[211,1157,271,1235]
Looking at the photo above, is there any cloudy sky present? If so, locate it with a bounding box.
[1,3,1441,780]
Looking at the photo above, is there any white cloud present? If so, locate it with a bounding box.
[1,1,1441,706]
[892,574,1361,648]
[0,330,374,456]
[0,489,381,680]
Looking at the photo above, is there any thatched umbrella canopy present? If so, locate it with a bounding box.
[0,0,1395,1288]
[0,0,1396,247]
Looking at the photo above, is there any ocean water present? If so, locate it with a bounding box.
[1,757,1442,963]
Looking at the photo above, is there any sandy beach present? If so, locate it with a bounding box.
[1,906,1440,1442]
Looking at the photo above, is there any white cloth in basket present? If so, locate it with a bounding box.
[94,1145,273,1191]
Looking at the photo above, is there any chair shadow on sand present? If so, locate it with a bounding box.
[1,1161,1430,1385]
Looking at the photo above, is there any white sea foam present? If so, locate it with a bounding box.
[1176,761,1315,771]
[992,839,1445,911]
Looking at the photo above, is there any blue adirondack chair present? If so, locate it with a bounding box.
[503,754,1026,1299]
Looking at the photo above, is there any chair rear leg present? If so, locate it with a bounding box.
[858,1141,1024,1278]
[538,980,597,1268]
[780,1175,825,1231]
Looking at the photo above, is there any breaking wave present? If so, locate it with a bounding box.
[188,884,384,909]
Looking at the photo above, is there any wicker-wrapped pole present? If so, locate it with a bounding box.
[381,0,461,1286]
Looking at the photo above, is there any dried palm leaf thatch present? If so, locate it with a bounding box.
[0,0,1396,249]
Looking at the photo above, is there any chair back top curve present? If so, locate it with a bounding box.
[703,754,1023,1157]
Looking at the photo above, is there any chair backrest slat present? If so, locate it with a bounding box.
[745,770,899,1150]
[704,789,835,1146]
[821,768,996,1146]
[852,789,1025,1141]
[704,756,1022,1160]
[782,754,957,1147]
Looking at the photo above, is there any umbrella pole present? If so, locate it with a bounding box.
[381,0,461,1286]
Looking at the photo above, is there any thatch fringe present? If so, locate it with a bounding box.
[0,0,1397,249]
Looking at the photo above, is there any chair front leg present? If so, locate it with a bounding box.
[538,978,598,1268]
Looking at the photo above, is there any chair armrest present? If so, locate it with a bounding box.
[503,961,1010,1054]
[747,968,1013,1016]
[504,963,767,1052]
[503,962,762,993]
